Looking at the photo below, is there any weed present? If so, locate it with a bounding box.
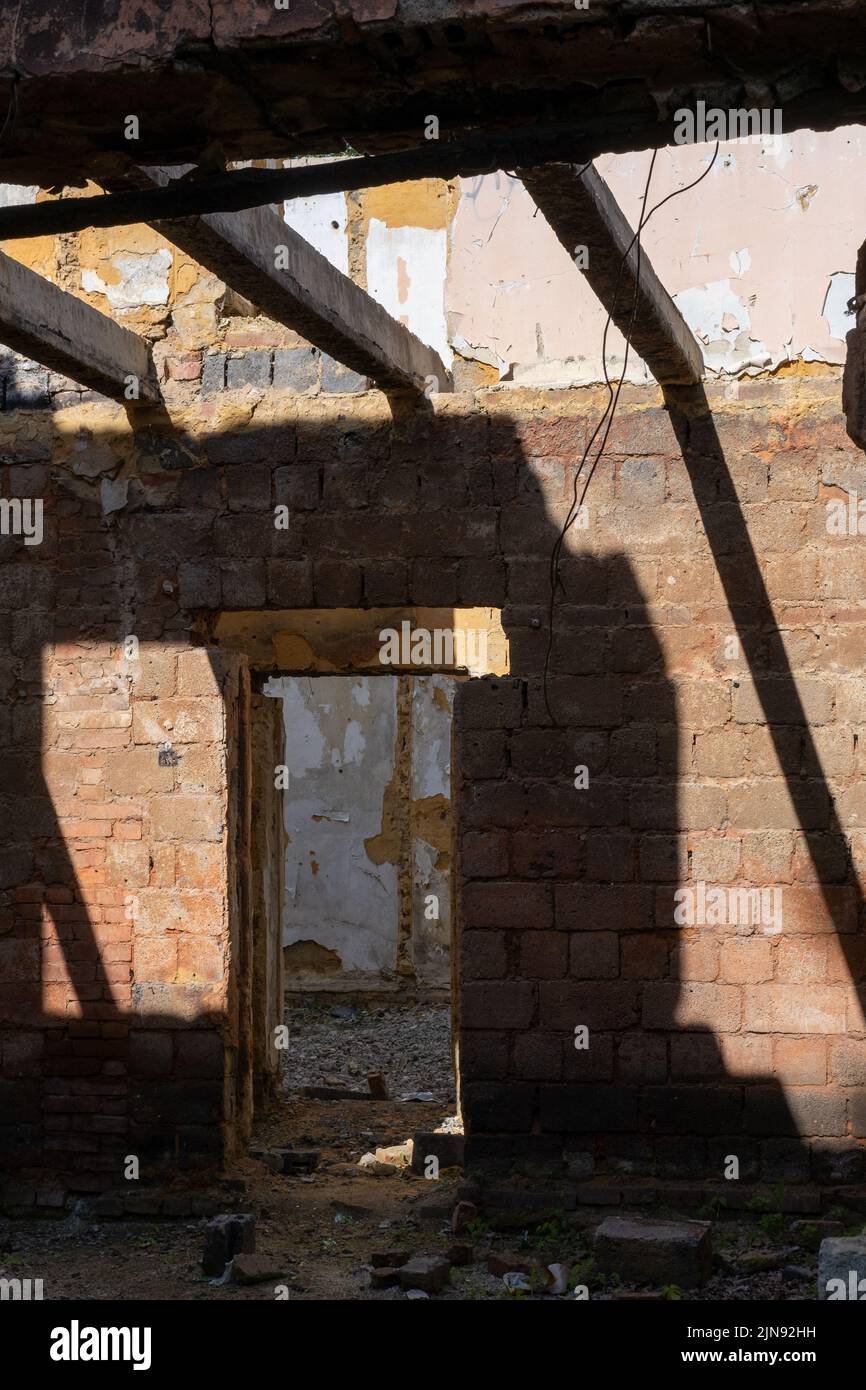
[698,1195,728,1221]
[532,1212,568,1250]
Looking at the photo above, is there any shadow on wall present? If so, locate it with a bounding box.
[0,386,862,1193]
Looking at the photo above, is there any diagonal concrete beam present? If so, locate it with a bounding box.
[143,168,451,395]
[0,248,161,404]
[519,162,703,386]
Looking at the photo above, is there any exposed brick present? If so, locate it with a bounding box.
[513,1032,562,1081]
[226,352,271,391]
[273,347,318,392]
[520,931,567,980]
[463,931,508,980]
[643,982,742,1033]
[461,831,509,879]
[773,1037,827,1086]
[458,1030,508,1081]
[540,1084,638,1133]
[462,982,535,1030]
[539,981,639,1032]
[462,881,551,931]
[458,678,523,729]
[742,983,846,1034]
[568,931,619,980]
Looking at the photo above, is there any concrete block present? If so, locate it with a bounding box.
[201,1212,256,1276]
[594,1215,712,1288]
[411,1131,464,1174]
[818,1236,866,1299]
[399,1256,451,1293]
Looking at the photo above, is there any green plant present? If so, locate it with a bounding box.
[746,1194,771,1215]
[532,1212,568,1250]
[758,1212,785,1242]
[699,1195,728,1221]
[466,1216,489,1239]
[662,1284,684,1300]
[568,1255,598,1290]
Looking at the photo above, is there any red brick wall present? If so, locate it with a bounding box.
[1,373,864,1193]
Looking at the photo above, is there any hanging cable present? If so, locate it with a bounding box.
[542,142,721,725]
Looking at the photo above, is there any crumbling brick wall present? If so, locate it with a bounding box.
[2,368,865,1197]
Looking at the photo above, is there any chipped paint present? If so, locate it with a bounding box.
[265,673,400,977]
[262,671,455,989]
[366,217,451,364]
[282,189,349,274]
[410,675,454,986]
[81,248,173,310]
[447,126,866,382]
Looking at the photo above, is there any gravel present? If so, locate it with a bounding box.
[282,999,455,1103]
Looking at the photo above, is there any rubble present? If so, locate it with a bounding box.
[411,1132,464,1174]
[399,1256,452,1294]
[232,1254,284,1285]
[201,1214,256,1277]
[487,1252,532,1278]
[451,1201,477,1234]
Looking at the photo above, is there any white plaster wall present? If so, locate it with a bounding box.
[264,673,454,989]
[446,125,866,385]
[366,217,452,364]
[265,674,399,976]
[282,190,350,275]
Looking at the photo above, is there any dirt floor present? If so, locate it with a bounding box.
[0,1001,859,1301]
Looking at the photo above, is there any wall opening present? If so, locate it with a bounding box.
[208,606,507,1131]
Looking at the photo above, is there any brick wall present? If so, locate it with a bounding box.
[1,370,865,1193]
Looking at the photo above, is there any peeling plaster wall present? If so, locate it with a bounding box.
[263,673,454,991]
[3,124,862,401]
[366,219,451,367]
[411,674,453,988]
[266,675,399,980]
[447,125,866,385]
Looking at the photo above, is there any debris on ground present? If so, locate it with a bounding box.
[201,1213,256,1276]
[283,999,454,1103]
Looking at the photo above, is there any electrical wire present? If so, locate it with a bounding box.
[542,141,721,725]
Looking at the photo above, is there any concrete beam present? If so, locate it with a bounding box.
[0,249,161,404]
[519,163,704,386]
[146,172,451,394]
[0,126,601,242]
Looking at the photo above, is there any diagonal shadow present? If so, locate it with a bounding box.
[664,381,865,998]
